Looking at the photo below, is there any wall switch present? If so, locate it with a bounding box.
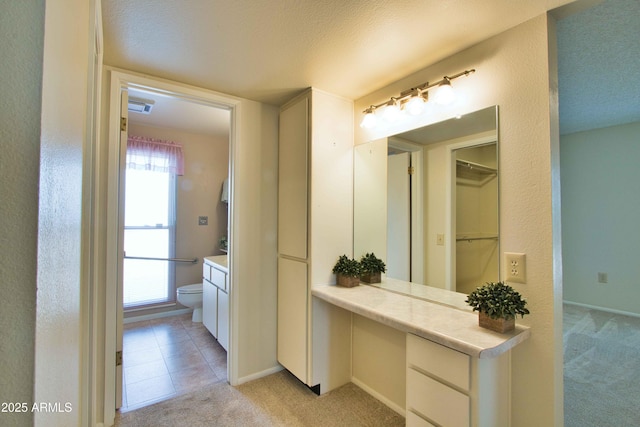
[597,272,608,284]
[198,216,208,226]
[436,234,445,246]
[504,252,526,284]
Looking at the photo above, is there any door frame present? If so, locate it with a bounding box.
[104,69,241,422]
[387,137,424,284]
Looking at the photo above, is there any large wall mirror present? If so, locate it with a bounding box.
[354,106,499,295]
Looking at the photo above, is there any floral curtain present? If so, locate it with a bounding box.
[126,135,184,175]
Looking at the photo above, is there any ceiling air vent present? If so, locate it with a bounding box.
[128,97,155,114]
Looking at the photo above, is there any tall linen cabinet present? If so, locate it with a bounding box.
[277,88,353,393]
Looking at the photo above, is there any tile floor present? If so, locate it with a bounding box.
[121,313,227,412]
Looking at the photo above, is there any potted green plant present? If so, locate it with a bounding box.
[219,235,228,252]
[359,252,386,284]
[332,255,361,288]
[465,281,530,333]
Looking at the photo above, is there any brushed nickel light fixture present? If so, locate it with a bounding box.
[360,69,476,129]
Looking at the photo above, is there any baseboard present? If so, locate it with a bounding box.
[123,308,192,324]
[351,376,406,417]
[236,365,284,385]
[564,300,640,319]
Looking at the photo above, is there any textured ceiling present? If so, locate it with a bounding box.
[557,0,640,135]
[127,88,230,138]
[102,0,575,107]
[103,0,638,136]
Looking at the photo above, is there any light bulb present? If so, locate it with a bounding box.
[405,95,426,116]
[381,99,402,122]
[360,110,377,129]
[434,79,456,105]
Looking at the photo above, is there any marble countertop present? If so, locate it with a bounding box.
[363,276,472,311]
[204,255,228,272]
[312,283,530,359]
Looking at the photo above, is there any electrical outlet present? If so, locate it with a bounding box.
[504,252,526,284]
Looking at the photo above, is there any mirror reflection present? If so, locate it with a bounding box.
[354,106,499,294]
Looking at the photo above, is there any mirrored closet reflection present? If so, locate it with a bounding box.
[354,106,499,295]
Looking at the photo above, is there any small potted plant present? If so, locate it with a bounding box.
[332,255,362,288]
[465,281,530,333]
[219,235,228,252]
[359,252,386,284]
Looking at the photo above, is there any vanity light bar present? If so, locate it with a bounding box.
[360,69,476,128]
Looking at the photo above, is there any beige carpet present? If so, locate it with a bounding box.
[115,369,405,426]
[564,304,640,427]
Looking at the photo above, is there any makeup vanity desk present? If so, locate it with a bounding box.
[312,280,530,427]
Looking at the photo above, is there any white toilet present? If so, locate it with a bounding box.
[176,283,203,322]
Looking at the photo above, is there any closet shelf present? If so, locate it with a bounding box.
[456,159,497,182]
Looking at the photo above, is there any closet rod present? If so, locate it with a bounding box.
[456,236,499,243]
[456,159,497,174]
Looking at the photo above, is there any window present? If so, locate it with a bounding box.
[123,135,183,310]
[123,168,177,309]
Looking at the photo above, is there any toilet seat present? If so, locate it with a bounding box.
[177,283,203,294]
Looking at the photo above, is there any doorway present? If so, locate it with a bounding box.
[105,70,240,421]
[453,142,499,294]
[116,85,231,410]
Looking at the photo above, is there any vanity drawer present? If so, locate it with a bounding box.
[210,267,227,292]
[407,333,470,391]
[407,367,469,427]
[406,410,436,427]
[203,263,212,282]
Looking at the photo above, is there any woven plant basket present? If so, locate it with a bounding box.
[336,274,360,288]
[479,311,515,333]
[360,272,381,284]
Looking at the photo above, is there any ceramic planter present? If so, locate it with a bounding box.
[478,311,515,333]
[336,274,360,288]
[360,272,381,284]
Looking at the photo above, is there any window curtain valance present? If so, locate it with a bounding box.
[126,135,184,175]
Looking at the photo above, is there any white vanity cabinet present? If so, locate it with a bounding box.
[277,88,353,391]
[202,267,218,337]
[312,284,528,426]
[407,333,510,426]
[203,256,229,351]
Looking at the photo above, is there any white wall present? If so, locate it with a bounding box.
[0,1,44,426]
[353,139,388,260]
[34,1,93,426]
[561,121,640,315]
[355,15,563,426]
[423,139,454,288]
[230,100,280,382]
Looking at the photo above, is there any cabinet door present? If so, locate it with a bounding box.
[217,289,229,351]
[277,257,308,383]
[278,96,308,259]
[202,279,217,338]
